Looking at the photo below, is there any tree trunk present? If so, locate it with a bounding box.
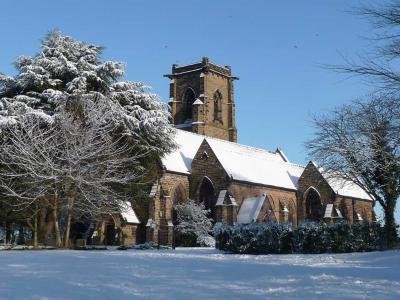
[64,196,75,248]
[17,226,25,245]
[2,221,5,245]
[384,200,398,248]
[5,221,11,244]
[99,220,106,245]
[53,195,62,248]
[33,210,38,249]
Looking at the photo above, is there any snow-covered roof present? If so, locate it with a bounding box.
[216,190,227,206]
[205,138,305,190]
[237,194,267,224]
[193,99,203,105]
[320,170,374,201]
[163,131,372,201]
[324,204,333,219]
[161,130,205,174]
[162,130,305,190]
[216,190,237,206]
[120,202,140,224]
[324,204,343,219]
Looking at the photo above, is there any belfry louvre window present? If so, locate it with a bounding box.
[184,88,196,120]
[213,90,223,123]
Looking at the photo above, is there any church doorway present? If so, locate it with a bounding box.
[305,187,322,221]
[105,223,117,245]
[199,177,216,221]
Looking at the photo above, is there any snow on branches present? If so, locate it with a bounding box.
[0,31,176,247]
[0,98,146,247]
[0,31,175,155]
[174,200,215,247]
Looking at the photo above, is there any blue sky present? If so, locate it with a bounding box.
[0,1,398,220]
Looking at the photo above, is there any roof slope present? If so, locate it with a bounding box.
[205,138,305,190]
[162,130,374,201]
[237,195,267,224]
[120,202,140,224]
[306,161,373,201]
[321,170,374,201]
[162,129,305,190]
[161,130,204,174]
[216,190,237,206]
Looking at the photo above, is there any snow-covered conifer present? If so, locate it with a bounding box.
[0,31,175,154]
[0,32,176,247]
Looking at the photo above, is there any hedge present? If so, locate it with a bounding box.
[214,221,383,254]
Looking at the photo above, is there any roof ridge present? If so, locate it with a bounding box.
[287,162,306,168]
[175,129,305,168]
[206,137,306,168]
[205,134,277,156]
[176,129,277,155]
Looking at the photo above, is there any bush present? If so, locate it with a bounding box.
[214,222,293,254]
[215,221,382,254]
[294,222,329,254]
[174,200,214,247]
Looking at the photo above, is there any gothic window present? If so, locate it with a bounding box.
[172,183,187,226]
[184,88,196,120]
[213,90,223,123]
[305,188,322,221]
[199,177,216,221]
[172,184,186,205]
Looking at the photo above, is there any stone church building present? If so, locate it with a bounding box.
[141,57,375,246]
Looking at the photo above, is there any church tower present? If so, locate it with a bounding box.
[164,57,238,142]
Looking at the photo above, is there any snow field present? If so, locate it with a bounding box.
[0,248,399,300]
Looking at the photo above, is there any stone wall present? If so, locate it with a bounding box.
[167,58,237,142]
[170,71,202,125]
[121,224,138,246]
[190,140,231,199]
[201,71,236,142]
[334,196,374,223]
[190,140,298,225]
[146,172,190,245]
[297,162,375,224]
[228,181,298,226]
[297,162,337,221]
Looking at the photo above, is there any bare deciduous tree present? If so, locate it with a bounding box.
[332,1,400,95]
[0,32,176,247]
[308,96,400,247]
[0,97,144,248]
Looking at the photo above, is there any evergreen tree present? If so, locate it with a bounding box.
[0,31,175,154]
[0,32,176,247]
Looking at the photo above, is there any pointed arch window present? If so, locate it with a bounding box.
[213,90,223,123]
[171,183,187,226]
[184,88,196,121]
[199,177,216,221]
[305,187,322,221]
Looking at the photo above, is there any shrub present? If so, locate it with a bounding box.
[215,221,382,254]
[174,200,214,247]
[214,222,293,254]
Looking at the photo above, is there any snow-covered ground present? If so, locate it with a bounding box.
[0,248,399,300]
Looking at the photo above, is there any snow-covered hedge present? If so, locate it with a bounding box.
[214,223,293,254]
[214,222,382,254]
